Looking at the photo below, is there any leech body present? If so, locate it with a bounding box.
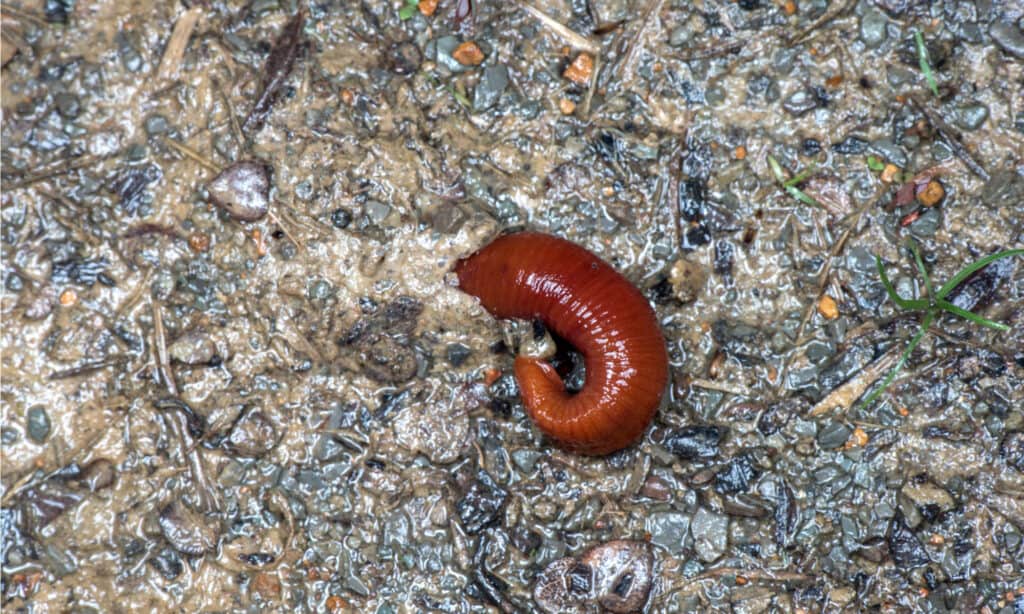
[455,232,669,455]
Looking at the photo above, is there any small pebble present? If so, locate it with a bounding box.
[859,9,888,48]
[782,88,818,117]
[956,103,989,130]
[990,18,1024,59]
[27,405,51,443]
[207,160,271,222]
[473,65,509,112]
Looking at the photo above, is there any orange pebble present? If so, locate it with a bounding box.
[418,0,438,16]
[189,232,210,252]
[483,367,501,386]
[818,295,839,320]
[59,288,78,306]
[881,163,901,183]
[845,427,869,449]
[452,41,485,66]
[783,0,797,15]
[563,53,594,84]
[917,180,944,207]
[734,145,747,160]
[559,98,576,115]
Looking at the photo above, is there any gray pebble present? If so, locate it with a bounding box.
[908,206,940,238]
[990,18,1024,59]
[859,9,888,48]
[817,420,852,449]
[473,65,509,112]
[782,88,818,117]
[668,26,691,47]
[365,200,392,224]
[511,449,542,473]
[886,65,916,87]
[955,103,989,130]
[691,507,728,562]
[144,114,170,136]
[432,36,470,73]
[206,160,271,222]
[54,92,80,118]
[169,330,216,365]
[869,138,907,167]
[646,511,690,554]
[27,405,51,443]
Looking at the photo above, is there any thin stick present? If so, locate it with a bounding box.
[157,6,203,80]
[151,299,178,396]
[517,1,598,54]
[808,344,901,416]
[6,155,100,189]
[690,378,752,397]
[162,136,219,172]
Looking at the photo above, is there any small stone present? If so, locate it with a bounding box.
[446,343,471,366]
[431,203,466,234]
[663,425,723,460]
[563,53,594,85]
[990,18,1024,59]
[433,36,470,73]
[782,88,818,117]
[207,160,271,222]
[917,180,944,207]
[955,103,989,130]
[691,507,729,562]
[473,65,509,112]
[859,9,888,48]
[144,114,170,136]
[668,26,690,47]
[226,410,278,457]
[817,295,839,319]
[817,420,852,449]
[169,330,216,365]
[330,208,352,229]
[511,448,542,473]
[452,41,484,66]
[668,259,707,303]
[558,98,576,115]
[869,139,907,167]
[364,200,391,224]
[1000,431,1024,472]
[456,469,507,534]
[26,406,51,443]
[646,512,690,554]
[54,92,80,118]
[159,501,218,555]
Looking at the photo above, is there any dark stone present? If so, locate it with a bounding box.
[832,136,869,154]
[225,410,278,457]
[714,453,760,494]
[456,469,507,534]
[663,425,723,460]
[1000,431,1024,472]
[26,406,51,443]
[330,208,352,229]
[889,512,930,568]
[148,547,183,580]
[446,343,471,366]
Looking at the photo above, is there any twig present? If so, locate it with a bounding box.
[157,6,203,80]
[607,0,665,94]
[672,38,744,61]
[690,378,752,397]
[517,1,598,54]
[5,155,100,189]
[0,4,47,26]
[151,298,178,396]
[214,78,246,153]
[808,344,901,416]
[162,136,219,172]
[910,97,989,180]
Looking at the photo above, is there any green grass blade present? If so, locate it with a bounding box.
[858,310,936,411]
[935,248,1024,299]
[784,164,817,187]
[908,241,934,300]
[785,185,823,208]
[936,299,1010,331]
[767,155,786,183]
[915,31,939,97]
[876,255,929,311]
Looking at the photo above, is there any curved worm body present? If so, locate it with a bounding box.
[455,232,669,455]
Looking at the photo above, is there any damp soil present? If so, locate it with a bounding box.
[2,0,1024,612]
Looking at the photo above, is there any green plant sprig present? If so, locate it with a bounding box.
[914,31,940,97]
[767,154,823,208]
[859,243,1023,411]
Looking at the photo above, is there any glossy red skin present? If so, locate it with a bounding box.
[454,232,669,455]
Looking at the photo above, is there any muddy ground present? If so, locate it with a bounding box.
[2,0,1024,612]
